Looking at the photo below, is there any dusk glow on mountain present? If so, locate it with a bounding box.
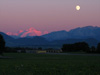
[6,27,48,37]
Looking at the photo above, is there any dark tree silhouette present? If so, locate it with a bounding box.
[91,46,96,53]
[97,43,100,53]
[62,44,74,52]
[38,47,42,50]
[74,42,90,52]
[62,42,90,52]
[0,34,5,55]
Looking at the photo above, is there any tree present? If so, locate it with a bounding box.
[62,42,90,52]
[0,34,5,55]
[97,43,100,53]
[74,42,90,52]
[38,47,42,50]
[62,44,74,52]
[91,46,96,53]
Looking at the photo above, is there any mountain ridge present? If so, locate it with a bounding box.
[42,26,100,41]
[0,26,100,48]
[5,26,100,41]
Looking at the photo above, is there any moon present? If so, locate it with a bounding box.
[76,5,80,10]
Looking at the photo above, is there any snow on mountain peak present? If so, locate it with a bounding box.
[6,27,48,38]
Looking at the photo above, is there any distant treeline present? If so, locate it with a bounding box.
[62,42,100,53]
[5,47,43,53]
[5,42,100,53]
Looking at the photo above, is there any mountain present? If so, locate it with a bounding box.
[1,26,100,48]
[42,26,100,41]
[0,32,49,47]
[51,38,99,47]
[15,36,49,46]
[6,27,48,38]
[6,26,100,41]
[0,32,16,46]
[0,31,99,48]
[42,30,69,41]
[68,26,100,40]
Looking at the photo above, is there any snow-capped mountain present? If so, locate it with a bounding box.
[6,27,48,38]
[6,26,100,41]
[1,26,100,47]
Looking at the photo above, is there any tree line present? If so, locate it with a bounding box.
[62,42,100,53]
[0,34,100,55]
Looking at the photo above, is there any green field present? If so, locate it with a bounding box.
[0,53,100,75]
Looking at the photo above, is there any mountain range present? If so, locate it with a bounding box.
[0,26,100,48]
[6,27,48,38]
[42,26,100,41]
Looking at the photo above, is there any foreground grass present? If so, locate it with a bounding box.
[0,53,100,75]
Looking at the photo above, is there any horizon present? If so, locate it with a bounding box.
[0,25,100,37]
[0,0,100,34]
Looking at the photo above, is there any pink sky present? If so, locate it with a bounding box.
[0,0,100,34]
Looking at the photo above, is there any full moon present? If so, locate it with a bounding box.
[76,5,80,10]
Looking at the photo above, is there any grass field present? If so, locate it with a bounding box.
[0,53,100,75]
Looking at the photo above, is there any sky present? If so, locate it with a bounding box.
[0,0,100,34]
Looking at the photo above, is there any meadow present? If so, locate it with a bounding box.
[0,53,100,75]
